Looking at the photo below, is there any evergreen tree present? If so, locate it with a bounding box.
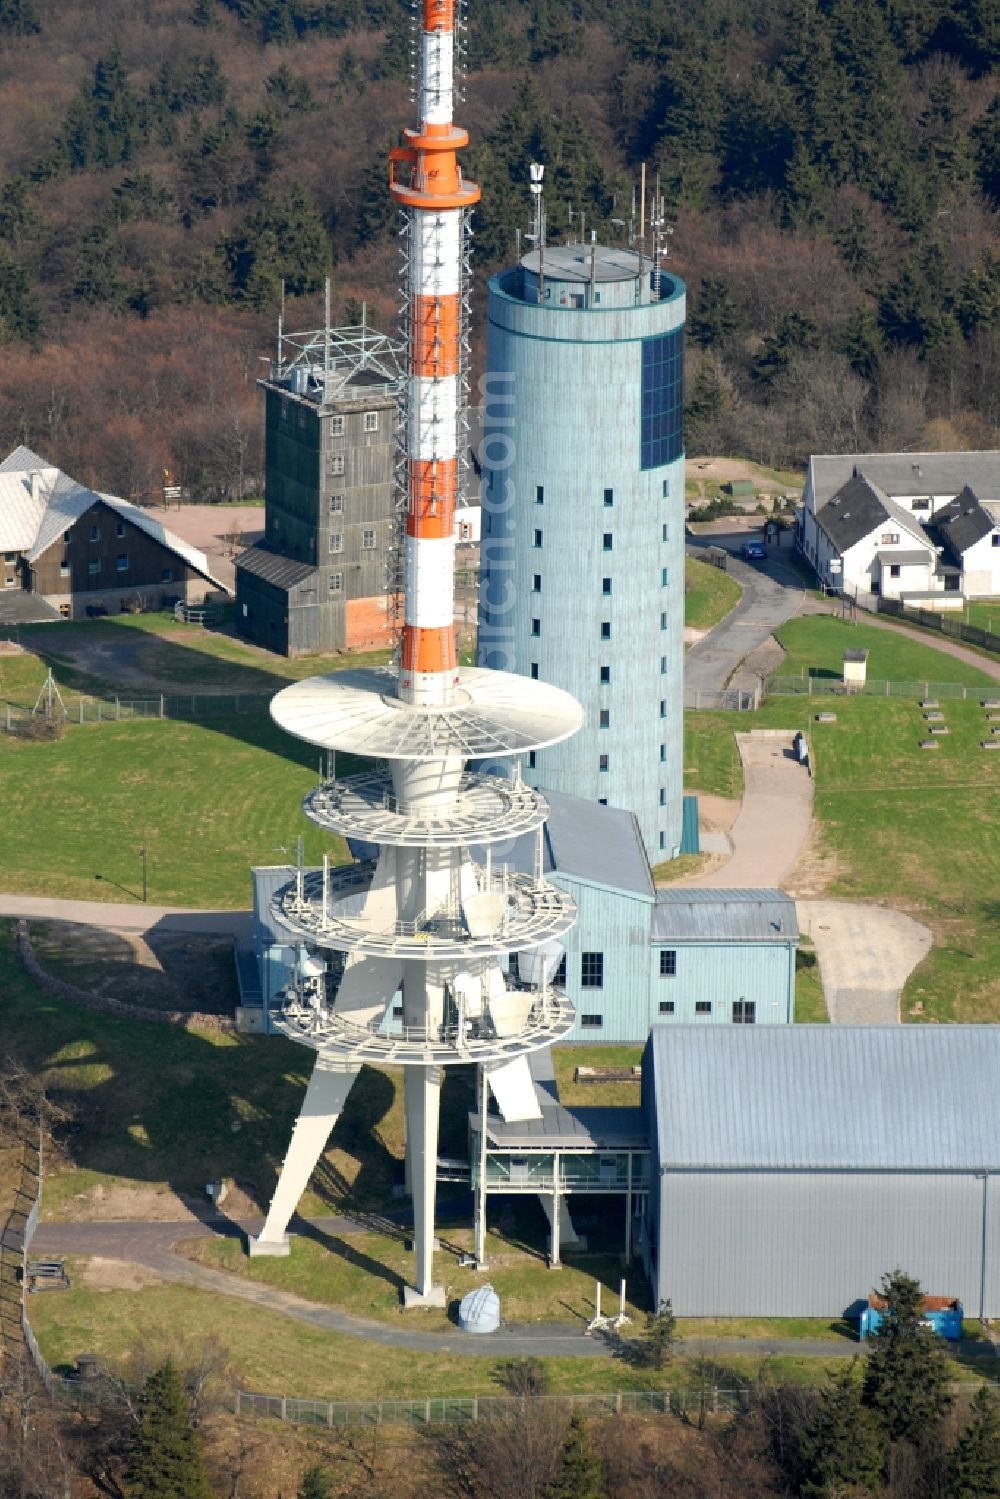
[0,0,39,34]
[224,180,328,303]
[833,202,882,289]
[124,1358,214,1499]
[639,1299,676,1371]
[880,252,958,349]
[949,1385,1000,1499]
[798,1362,886,1498]
[688,275,743,349]
[543,1413,604,1499]
[297,1464,333,1499]
[841,302,883,378]
[0,246,42,343]
[751,312,819,385]
[973,91,1000,205]
[861,1270,953,1443]
[957,251,1000,336]
[190,0,218,26]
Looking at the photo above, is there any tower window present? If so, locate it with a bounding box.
[533,529,543,548]
[599,709,610,728]
[532,574,541,592]
[580,1014,604,1029]
[364,411,379,432]
[662,479,670,498]
[660,950,677,977]
[581,952,604,988]
[661,567,669,586]
[599,665,610,684]
[362,529,377,549]
[661,611,667,629]
[662,523,669,541]
[659,832,666,849]
[660,700,666,718]
[599,754,609,772]
[602,577,612,595]
[330,415,345,437]
[659,1000,675,1015]
[601,622,611,640]
[536,485,544,504]
[602,533,613,551]
[531,618,541,637]
[329,494,344,513]
[659,788,666,805]
[530,662,539,679]
[329,454,345,476]
[660,744,666,762]
[695,1001,712,1015]
[528,751,536,769]
[604,488,614,507]
[329,534,343,553]
[660,656,667,674]
[329,572,343,592]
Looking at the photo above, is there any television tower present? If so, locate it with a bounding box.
[247,0,583,1306]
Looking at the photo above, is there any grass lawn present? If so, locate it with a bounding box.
[794,940,828,1023]
[178,1218,652,1332]
[772,614,996,688]
[650,853,715,884]
[684,558,742,636]
[553,1045,643,1108]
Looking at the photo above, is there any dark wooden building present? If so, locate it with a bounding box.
[235,323,403,657]
[0,446,224,623]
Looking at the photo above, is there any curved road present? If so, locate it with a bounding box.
[685,540,807,704]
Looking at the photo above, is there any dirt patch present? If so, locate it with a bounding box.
[52,1182,207,1222]
[687,456,801,492]
[695,793,741,834]
[34,624,287,697]
[31,923,237,1014]
[782,818,850,899]
[80,1256,166,1292]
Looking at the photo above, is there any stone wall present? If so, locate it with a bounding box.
[15,922,234,1034]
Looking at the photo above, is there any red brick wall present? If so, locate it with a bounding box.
[345,594,396,650]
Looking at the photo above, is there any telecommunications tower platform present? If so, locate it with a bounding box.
[249,0,583,1306]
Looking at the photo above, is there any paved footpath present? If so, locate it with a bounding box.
[797,900,933,1024]
[0,894,251,940]
[33,1214,865,1360]
[687,731,814,890]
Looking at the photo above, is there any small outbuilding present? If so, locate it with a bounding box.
[642,1025,1000,1318]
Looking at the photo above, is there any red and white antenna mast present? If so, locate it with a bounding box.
[389,0,480,707]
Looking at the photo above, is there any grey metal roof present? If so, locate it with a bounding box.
[0,470,49,551]
[875,549,932,566]
[926,487,995,560]
[811,452,1000,510]
[815,474,930,553]
[484,787,654,899]
[252,864,301,947]
[520,244,652,284]
[235,542,317,590]
[649,1026,1000,1171]
[0,444,46,473]
[482,1104,647,1151]
[651,888,798,944]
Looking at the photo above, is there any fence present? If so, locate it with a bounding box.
[1,689,274,734]
[683,687,758,711]
[233,1386,751,1429]
[0,1120,55,1395]
[877,596,1000,656]
[767,674,982,701]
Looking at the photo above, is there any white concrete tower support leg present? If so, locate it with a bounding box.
[402,1063,446,1306]
[248,1055,360,1257]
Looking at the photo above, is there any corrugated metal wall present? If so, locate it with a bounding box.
[554,876,795,1040]
[478,268,687,858]
[658,1170,998,1317]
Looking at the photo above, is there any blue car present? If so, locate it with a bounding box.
[742,539,766,561]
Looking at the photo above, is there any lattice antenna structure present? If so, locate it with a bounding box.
[33,667,66,721]
[247,0,583,1308]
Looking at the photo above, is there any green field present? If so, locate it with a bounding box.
[684,557,742,636]
[962,601,1000,635]
[772,614,997,687]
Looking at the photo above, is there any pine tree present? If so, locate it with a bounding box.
[189,0,218,26]
[688,274,743,349]
[298,1464,333,1499]
[543,1413,604,1499]
[0,0,39,34]
[861,1270,953,1443]
[124,1359,214,1499]
[640,1298,676,1371]
[0,246,43,344]
[949,1386,1000,1499]
[799,1362,886,1498]
[841,303,883,378]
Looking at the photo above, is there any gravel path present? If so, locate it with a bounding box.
[687,731,814,889]
[796,901,933,1024]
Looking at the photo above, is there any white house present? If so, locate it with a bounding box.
[799,451,1000,603]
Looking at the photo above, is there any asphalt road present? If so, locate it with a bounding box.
[685,540,806,702]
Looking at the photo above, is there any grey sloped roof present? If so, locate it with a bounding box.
[815,473,931,553]
[0,590,61,625]
[0,444,46,473]
[649,1026,1000,1171]
[481,787,654,899]
[811,452,1000,510]
[926,486,995,561]
[876,549,932,567]
[235,542,317,590]
[0,470,51,550]
[651,888,798,943]
[482,1103,647,1150]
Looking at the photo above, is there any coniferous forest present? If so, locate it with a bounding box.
[0,0,996,499]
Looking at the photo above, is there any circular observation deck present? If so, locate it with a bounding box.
[270,667,583,761]
[270,988,575,1066]
[271,867,576,960]
[303,770,548,848]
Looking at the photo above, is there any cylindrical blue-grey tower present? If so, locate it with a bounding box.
[478,244,686,857]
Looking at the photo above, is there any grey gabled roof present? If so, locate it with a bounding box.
[815,473,930,554]
[0,444,46,473]
[810,452,1000,511]
[235,542,317,590]
[483,787,654,899]
[651,888,798,943]
[875,549,932,567]
[648,1026,1000,1171]
[926,486,995,561]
